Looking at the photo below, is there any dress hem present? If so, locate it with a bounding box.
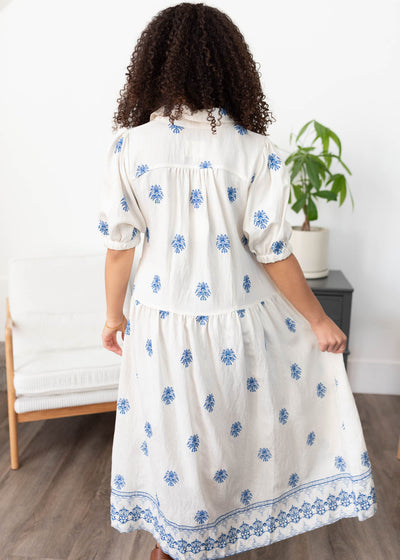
[110,468,377,560]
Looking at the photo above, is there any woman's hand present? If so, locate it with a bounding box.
[102,315,128,356]
[309,314,347,353]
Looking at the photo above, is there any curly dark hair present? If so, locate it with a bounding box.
[112,2,275,135]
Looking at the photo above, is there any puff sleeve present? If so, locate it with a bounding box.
[242,138,293,263]
[97,128,146,250]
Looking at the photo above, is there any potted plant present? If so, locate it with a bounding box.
[279,120,353,279]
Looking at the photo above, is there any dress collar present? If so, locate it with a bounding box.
[149,104,233,124]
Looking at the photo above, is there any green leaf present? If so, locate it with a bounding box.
[328,128,342,157]
[305,159,321,190]
[299,146,316,152]
[292,196,307,213]
[339,180,347,206]
[296,120,314,143]
[330,174,346,195]
[306,197,318,221]
[314,190,338,201]
[292,184,304,200]
[314,121,329,154]
[290,159,303,182]
[337,157,351,175]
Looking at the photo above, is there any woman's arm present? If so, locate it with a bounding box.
[102,247,135,355]
[263,253,347,354]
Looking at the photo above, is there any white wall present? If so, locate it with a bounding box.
[1,0,399,393]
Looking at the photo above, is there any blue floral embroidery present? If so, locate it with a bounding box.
[342,422,346,430]
[203,393,215,412]
[161,386,175,405]
[149,184,164,204]
[136,163,149,177]
[335,377,338,386]
[140,441,149,456]
[146,227,150,242]
[243,274,251,293]
[114,137,123,153]
[216,233,230,253]
[279,408,289,424]
[145,338,153,356]
[190,188,204,208]
[159,310,169,318]
[230,421,242,437]
[168,122,184,134]
[227,186,237,202]
[258,447,272,462]
[220,348,237,365]
[250,173,255,183]
[234,124,248,135]
[247,376,259,392]
[271,240,285,255]
[151,274,161,293]
[113,473,126,489]
[196,315,209,325]
[195,281,211,300]
[290,363,302,380]
[253,209,269,229]
[213,469,228,483]
[317,382,327,398]
[288,473,300,488]
[241,234,248,246]
[117,398,130,414]
[110,484,377,544]
[98,219,109,235]
[335,456,347,472]
[361,451,370,468]
[194,510,209,524]
[144,421,153,438]
[240,489,253,505]
[172,234,186,253]
[125,320,131,335]
[187,434,200,452]
[180,348,193,368]
[307,431,316,446]
[220,107,227,116]
[131,227,139,240]
[285,317,296,332]
[237,309,246,318]
[135,299,140,305]
[164,470,179,486]
[268,152,282,171]
[199,160,212,169]
[120,196,129,212]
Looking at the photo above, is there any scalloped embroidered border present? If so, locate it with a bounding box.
[110,469,377,557]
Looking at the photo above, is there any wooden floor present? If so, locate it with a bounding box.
[0,390,399,560]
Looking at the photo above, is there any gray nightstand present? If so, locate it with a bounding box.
[306,270,353,369]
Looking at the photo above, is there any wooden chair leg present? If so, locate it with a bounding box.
[7,398,19,470]
[5,296,19,469]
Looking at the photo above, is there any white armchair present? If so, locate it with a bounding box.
[5,252,137,470]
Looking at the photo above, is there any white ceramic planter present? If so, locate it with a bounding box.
[290,226,329,279]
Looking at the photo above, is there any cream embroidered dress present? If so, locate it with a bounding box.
[97,105,377,560]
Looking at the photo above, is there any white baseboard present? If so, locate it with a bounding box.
[347,357,400,395]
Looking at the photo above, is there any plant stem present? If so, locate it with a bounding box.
[301,167,310,231]
[301,206,310,231]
